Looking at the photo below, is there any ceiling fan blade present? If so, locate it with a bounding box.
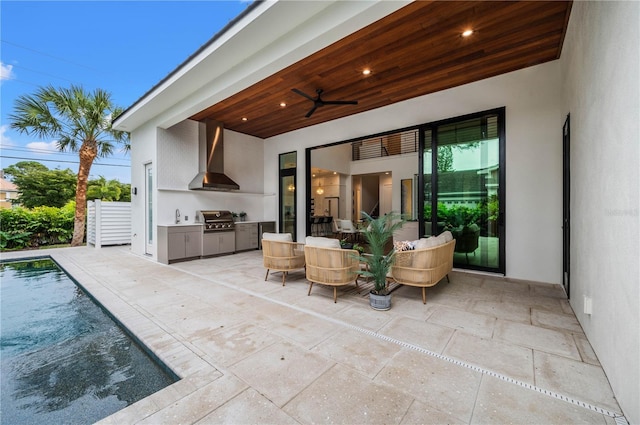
[323,100,358,105]
[305,104,318,118]
[291,88,316,102]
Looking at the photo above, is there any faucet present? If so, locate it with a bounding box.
[175,209,181,224]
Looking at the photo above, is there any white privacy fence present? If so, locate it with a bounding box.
[87,200,131,247]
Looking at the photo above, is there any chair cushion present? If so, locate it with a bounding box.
[263,232,293,242]
[415,236,441,249]
[305,236,341,248]
[440,230,453,242]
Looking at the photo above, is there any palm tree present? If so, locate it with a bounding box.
[9,85,129,246]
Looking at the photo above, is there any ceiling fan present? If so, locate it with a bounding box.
[291,88,358,118]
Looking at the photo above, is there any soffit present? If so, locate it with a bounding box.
[190,1,572,139]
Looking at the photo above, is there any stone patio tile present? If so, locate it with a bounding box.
[428,306,496,338]
[443,331,534,384]
[138,374,248,424]
[448,271,485,286]
[284,364,413,424]
[335,304,395,331]
[502,291,566,313]
[376,349,482,423]
[494,319,581,360]
[422,291,474,310]
[311,328,402,377]
[472,375,612,424]
[446,283,504,302]
[229,340,333,407]
[254,310,339,349]
[386,289,439,318]
[534,351,621,414]
[531,308,584,333]
[530,282,567,298]
[196,388,299,424]
[400,399,467,425]
[161,305,245,340]
[291,288,355,315]
[471,299,532,323]
[192,322,281,367]
[482,277,530,294]
[379,316,454,354]
[574,333,601,365]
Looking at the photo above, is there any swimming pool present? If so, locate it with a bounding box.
[0,258,177,424]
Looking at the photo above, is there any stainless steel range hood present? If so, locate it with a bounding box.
[189,119,240,191]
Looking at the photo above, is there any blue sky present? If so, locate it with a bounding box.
[1,1,249,184]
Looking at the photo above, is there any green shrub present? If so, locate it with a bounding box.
[0,202,75,250]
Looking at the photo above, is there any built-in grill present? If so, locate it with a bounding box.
[196,210,236,257]
[196,210,235,232]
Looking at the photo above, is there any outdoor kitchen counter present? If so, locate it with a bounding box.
[157,224,203,264]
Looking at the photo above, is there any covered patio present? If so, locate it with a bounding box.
[2,246,623,423]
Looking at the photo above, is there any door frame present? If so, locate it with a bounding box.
[144,162,153,255]
[562,114,571,298]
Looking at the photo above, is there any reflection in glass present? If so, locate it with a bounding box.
[424,114,501,270]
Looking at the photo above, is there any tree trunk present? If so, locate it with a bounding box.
[71,142,97,246]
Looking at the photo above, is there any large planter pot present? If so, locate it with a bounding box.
[369,290,391,311]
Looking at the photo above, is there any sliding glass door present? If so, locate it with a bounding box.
[422,109,505,273]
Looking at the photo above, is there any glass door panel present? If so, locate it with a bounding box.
[279,152,296,240]
[436,116,500,269]
[281,174,296,236]
[422,129,434,237]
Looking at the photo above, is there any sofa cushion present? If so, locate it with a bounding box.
[263,232,293,242]
[305,236,341,249]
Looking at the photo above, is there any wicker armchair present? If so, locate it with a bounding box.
[262,233,305,286]
[391,239,455,304]
[304,239,360,303]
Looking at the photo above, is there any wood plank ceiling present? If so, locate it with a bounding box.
[190,1,572,139]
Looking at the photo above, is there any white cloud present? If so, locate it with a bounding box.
[0,62,15,82]
[27,140,60,154]
[0,125,15,146]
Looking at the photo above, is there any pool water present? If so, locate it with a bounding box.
[0,258,177,425]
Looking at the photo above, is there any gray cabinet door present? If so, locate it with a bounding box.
[185,230,202,258]
[168,232,186,260]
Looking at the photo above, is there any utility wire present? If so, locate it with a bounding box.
[7,64,77,84]
[0,155,130,168]
[1,40,106,73]
[1,146,130,160]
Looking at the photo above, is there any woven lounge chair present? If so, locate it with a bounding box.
[262,232,305,286]
[391,236,455,304]
[304,237,360,303]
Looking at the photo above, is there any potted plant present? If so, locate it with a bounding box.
[239,211,247,222]
[357,212,404,310]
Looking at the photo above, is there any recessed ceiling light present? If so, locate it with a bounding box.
[462,29,474,37]
[280,102,286,107]
[362,68,371,75]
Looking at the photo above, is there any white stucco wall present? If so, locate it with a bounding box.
[265,60,563,285]
[561,2,640,422]
[129,122,157,257]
